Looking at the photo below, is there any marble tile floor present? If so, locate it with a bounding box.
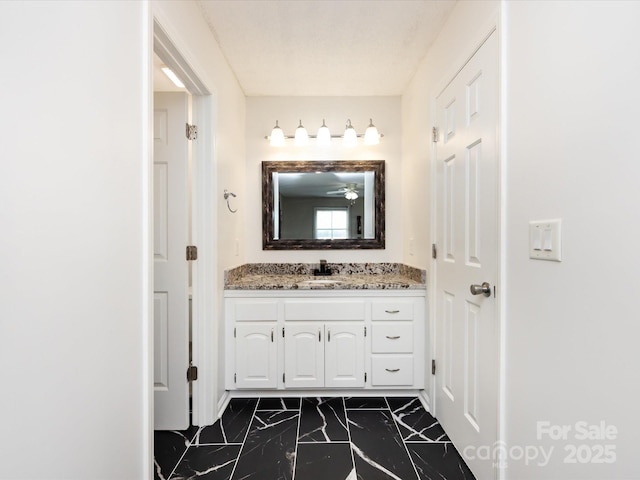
[154,396,475,480]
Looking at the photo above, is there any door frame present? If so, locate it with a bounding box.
[429,15,505,479]
[151,15,219,429]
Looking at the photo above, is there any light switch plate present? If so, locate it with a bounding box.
[529,219,562,261]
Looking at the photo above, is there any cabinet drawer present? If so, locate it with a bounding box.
[234,300,278,321]
[371,356,414,386]
[371,301,414,321]
[371,323,413,353]
[284,300,365,321]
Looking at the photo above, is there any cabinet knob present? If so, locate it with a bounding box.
[386,335,400,340]
[385,368,400,373]
[385,309,400,314]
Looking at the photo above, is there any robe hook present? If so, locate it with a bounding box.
[223,189,237,213]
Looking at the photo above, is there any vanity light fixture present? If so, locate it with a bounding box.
[316,119,332,146]
[363,118,380,145]
[269,120,286,147]
[265,119,384,146]
[294,120,309,146]
[343,119,358,147]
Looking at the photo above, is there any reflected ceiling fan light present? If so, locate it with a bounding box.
[316,119,332,146]
[269,120,285,147]
[343,119,358,147]
[363,118,380,145]
[345,190,358,201]
[294,120,309,146]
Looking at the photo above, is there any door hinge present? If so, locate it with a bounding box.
[186,123,198,140]
[432,359,436,375]
[234,373,236,383]
[364,326,367,337]
[282,327,285,338]
[186,245,198,261]
[364,372,367,383]
[432,244,437,259]
[187,365,198,382]
[432,127,439,143]
[283,373,285,383]
[233,327,236,338]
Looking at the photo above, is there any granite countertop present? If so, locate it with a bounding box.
[224,263,426,290]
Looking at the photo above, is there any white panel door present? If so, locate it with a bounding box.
[325,323,365,388]
[434,31,499,479]
[285,322,324,388]
[235,323,277,388]
[153,92,190,430]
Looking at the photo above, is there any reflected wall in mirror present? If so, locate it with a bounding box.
[262,160,385,250]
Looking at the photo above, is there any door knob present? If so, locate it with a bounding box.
[470,282,491,297]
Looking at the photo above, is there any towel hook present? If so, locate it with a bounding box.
[224,189,237,213]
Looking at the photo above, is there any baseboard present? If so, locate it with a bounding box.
[225,389,424,400]
[417,389,432,413]
[216,390,231,419]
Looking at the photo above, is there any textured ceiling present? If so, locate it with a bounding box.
[197,0,456,96]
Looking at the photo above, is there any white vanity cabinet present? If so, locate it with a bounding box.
[284,322,365,388]
[282,298,366,389]
[225,290,425,392]
[370,300,418,387]
[235,323,277,388]
[228,299,279,389]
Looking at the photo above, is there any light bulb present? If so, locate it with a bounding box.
[343,119,358,147]
[316,119,331,146]
[364,118,380,145]
[269,120,285,147]
[294,120,309,146]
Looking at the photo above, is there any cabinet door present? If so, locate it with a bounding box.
[284,322,324,388]
[325,323,365,388]
[235,323,277,388]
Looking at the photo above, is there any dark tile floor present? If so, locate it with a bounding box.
[154,396,475,480]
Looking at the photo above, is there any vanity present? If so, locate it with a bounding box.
[223,161,427,395]
[224,263,427,395]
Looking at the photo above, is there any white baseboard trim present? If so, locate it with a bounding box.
[417,389,431,413]
[216,390,231,419]
[224,389,424,400]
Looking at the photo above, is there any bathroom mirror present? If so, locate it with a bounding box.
[262,160,385,250]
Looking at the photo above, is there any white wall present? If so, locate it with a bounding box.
[245,96,401,263]
[152,0,246,413]
[151,0,246,273]
[0,1,246,477]
[402,0,499,271]
[0,1,150,478]
[503,1,640,478]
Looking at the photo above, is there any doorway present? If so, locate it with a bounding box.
[152,19,218,430]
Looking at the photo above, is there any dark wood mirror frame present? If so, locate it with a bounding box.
[262,160,385,250]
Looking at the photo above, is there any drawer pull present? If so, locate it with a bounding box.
[385,368,400,372]
[385,309,400,314]
[386,335,401,340]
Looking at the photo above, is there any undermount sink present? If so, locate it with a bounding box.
[298,279,343,286]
